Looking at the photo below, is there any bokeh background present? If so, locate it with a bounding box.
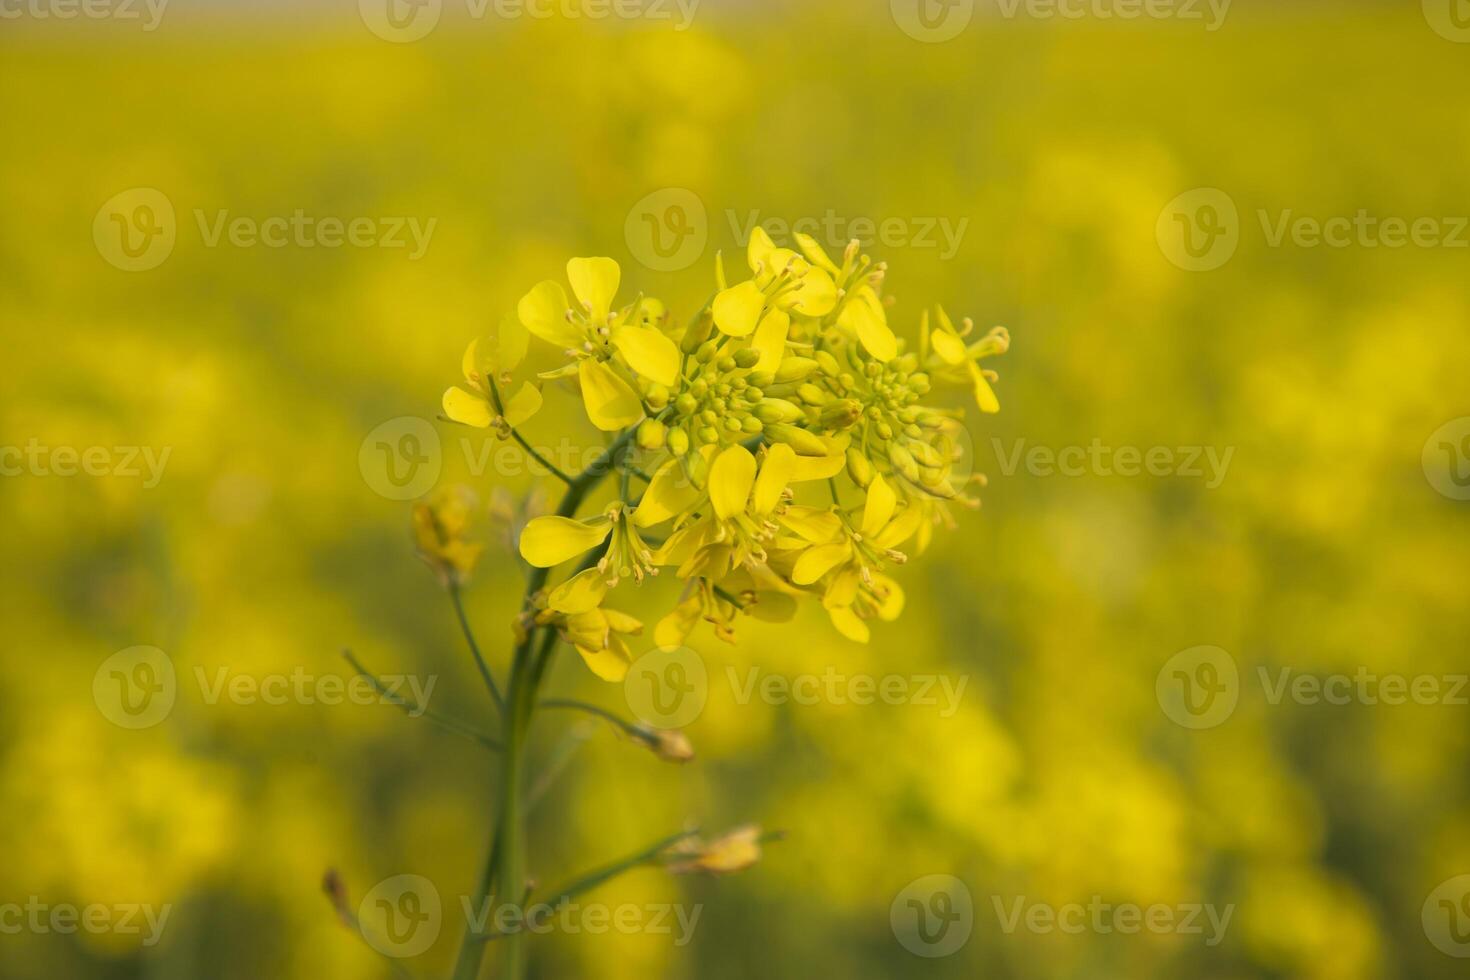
[4,1,1470,977]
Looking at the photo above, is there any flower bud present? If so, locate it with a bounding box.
[819,398,863,430]
[747,370,775,388]
[696,340,719,363]
[675,392,698,416]
[888,442,921,482]
[645,383,670,411]
[637,726,695,763]
[734,348,761,369]
[907,439,944,467]
[637,419,667,451]
[775,357,819,383]
[766,424,830,457]
[742,416,764,435]
[846,447,874,488]
[668,427,691,456]
[752,398,804,424]
[815,350,841,377]
[797,383,830,407]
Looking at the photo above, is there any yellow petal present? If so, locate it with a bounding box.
[746,591,798,623]
[495,313,531,372]
[779,506,843,543]
[577,641,631,683]
[751,308,790,374]
[519,515,612,567]
[871,573,906,621]
[501,381,543,428]
[442,386,493,428]
[518,280,582,349]
[828,605,871,643]
[969,362,1000,414]
[634,458,702,527]
[794,232,839,274]
[747,226,778,275]
[792,541,851,585]
[709,445,757,520]
[861,474,897,537]
[614,326,681,387]
[752,444,794,515]
[655,594,701,648]
[788,452,846,482]
[603,609,644,635]
[460,338,484,385]
[873,504,925,551]
[789,267,837,318]
[567,256,620,323]
[930,328,967,365]
[712,281,765,337]
[578,359,644,431]
[839,285,896,361]
[548,567,609,614]
[822,565,862,610]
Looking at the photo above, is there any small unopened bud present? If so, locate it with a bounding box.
[638,727,695,763]
[733,348,761,369]
[888,443,921,482]
[645,383,670,411]
[766,424,830,457]
[668,428,691,456]
[742,416,764,435]
[637,419,667,451]
[846,447,874,488]
[819,398,863,430]
[815,351,841,377]
[752,398,804,424]
[675,392,699,416]
[797,383,830,407]
[775,357,819,383]
[696,340,719,363]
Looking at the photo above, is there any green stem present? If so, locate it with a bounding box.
[450,584,504,713]
[341,650,500,750]
[487,373,576,485]
[451,428,635,980]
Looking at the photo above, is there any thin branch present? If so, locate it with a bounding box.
[487,374,575,485]
[342,649,501,750]
[449,583,504,713]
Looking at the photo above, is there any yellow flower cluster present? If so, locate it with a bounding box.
[442,228,1009,681]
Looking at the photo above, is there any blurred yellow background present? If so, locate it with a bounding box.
[3,1,1469,977]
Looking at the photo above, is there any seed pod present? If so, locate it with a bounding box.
[752,398,804,424]
[846,447,874,488]
[888,442,921,482]
[766,423,830,457]
[775,357,819,383]
[637,419,667,451]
